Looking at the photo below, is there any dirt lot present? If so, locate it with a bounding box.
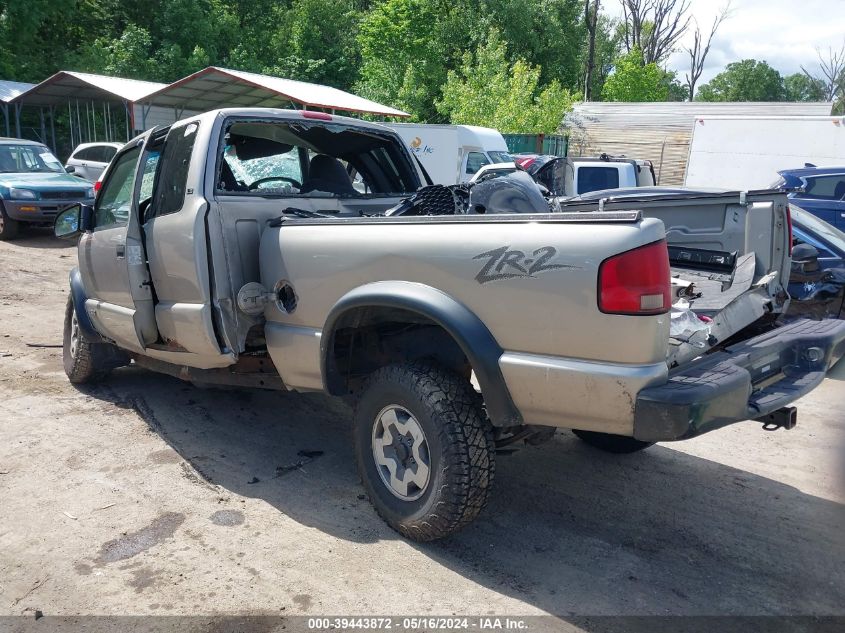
[1,230,844,626]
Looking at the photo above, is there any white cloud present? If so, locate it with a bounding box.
[602,0,845,87]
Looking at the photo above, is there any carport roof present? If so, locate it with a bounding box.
[0,80,35,104]
[13,71,166,106]
[139,66,410,118]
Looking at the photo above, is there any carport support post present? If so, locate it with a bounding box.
[67,102,73,149]
[75,100,82,144]
[14,102,21,138]
[39,108,46,145]
[49,107,57,154]
[123,101,135,141]
[2,104,8,137]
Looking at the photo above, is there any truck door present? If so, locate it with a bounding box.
[141,120,228,364]
[78,140,158,352]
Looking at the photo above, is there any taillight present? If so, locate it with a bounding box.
[598,240,671,315]
[302,110,332,120]
[786,205,793,256]
[93,180,102,193]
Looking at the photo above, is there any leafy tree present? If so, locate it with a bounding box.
[263,0,362,89]
[356,0,450,120]
[696,59,784,102]
[437,31,577,133]
[662,69,687,101]
[784,73,827,102]
[89,24,155,80]
[602,48,668,101]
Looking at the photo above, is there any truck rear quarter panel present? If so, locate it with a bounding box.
[260,216,670,432]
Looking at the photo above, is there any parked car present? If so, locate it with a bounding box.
[787,205,845,321]
[0,138,95,240]
[65,142,123,182]
[53,109,845,541]
[514,153,656,198]
[774,166,845,230]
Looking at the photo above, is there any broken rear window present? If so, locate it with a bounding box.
[216,118,420,198]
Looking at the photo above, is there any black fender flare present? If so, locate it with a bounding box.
[320,281,522,427]
[69,267,102,341]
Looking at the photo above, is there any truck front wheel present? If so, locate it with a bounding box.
[63,295,126,384]
[572,429,654,453]
[353,362,495,541]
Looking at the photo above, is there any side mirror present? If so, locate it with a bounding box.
[791,242,820,273]
[54,204,94,239]
[65,165,76,174]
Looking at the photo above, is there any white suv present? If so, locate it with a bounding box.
[65,142,123,181]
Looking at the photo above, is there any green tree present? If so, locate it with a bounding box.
[86,24,154,80]
[602,48,668,101]
[696,59,784,102]
[661,69,687,101]
[263,0,362,89]
[784,73,827,102]
[437,31,577,133]
[356,0,449,120]
[356,0,585,121]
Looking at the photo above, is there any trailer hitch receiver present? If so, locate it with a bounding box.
[755,406,797,431]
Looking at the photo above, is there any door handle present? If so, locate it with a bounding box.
[116,243,125,259]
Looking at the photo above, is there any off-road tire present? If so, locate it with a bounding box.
[353,362,495,541]
[0,203,20,241]
[572,429,654,453]
[63,295,126,384]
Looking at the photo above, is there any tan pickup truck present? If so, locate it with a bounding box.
[53,108,845,541]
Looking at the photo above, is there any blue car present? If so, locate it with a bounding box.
[788,205,845,321]
[0,138,95,241]
[774,166,845,230]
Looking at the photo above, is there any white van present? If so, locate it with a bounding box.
[384,123,512,185]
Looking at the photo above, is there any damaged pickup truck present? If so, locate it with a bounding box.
[54,109,845,541]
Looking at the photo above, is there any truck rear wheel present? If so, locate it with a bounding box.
[0,205,20,241]
[63,295,125,384]
[353,362,495,541]
[572,429,654,453]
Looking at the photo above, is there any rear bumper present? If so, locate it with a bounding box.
[4,199,94,223]
[634,319,845,441]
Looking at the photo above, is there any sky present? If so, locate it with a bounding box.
[602,0,845,88]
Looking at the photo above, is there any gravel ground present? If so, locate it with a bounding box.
[0,229,843,629]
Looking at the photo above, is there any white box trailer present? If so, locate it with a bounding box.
[684,115,845,190]
[384,123,512,185]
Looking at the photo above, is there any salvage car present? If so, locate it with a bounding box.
[787,205,845,321]
[0,138,95,240]
[774,166,845,230]
[53,109,845,541]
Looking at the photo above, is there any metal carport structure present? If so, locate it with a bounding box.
[0,80,35,137]
[135,66,410,127]
[11,71,165,153]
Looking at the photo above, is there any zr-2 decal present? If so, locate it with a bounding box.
[473,246,576,284]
